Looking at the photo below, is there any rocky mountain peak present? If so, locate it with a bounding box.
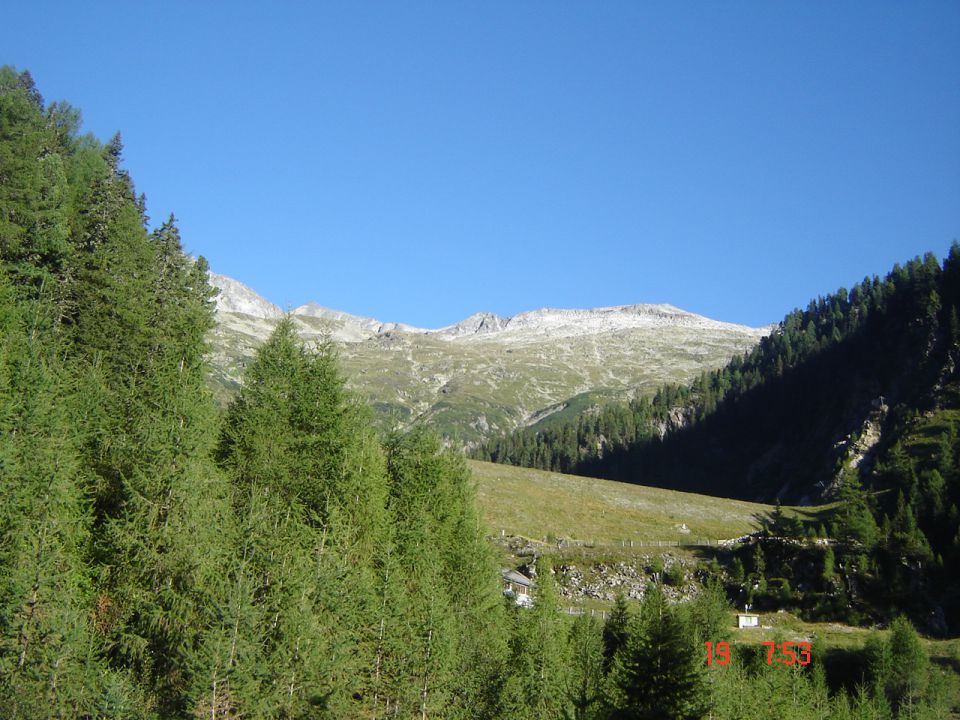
[208,272,283,319]
[434,312,508,338]
[209,271,769,343]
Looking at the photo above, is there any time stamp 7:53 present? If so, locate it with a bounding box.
[704,641,812,666]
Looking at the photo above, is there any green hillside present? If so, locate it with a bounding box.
[469,459,829,545]
[480,250,960,506]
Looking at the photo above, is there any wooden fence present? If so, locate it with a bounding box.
[562,607,608,620]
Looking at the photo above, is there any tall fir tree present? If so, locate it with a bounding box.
[605,584,707,720]
[564,614,606,720]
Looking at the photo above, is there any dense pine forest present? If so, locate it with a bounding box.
[1,67,956,718]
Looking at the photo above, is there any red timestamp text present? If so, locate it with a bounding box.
[763,641,811,665]
[705,641,812,666]
[704,641,730,665]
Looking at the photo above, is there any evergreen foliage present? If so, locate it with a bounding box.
[0,276,143,717]
[500,557,568,719]
[605,584,707,720]
[479,249,960,505]
[382,428,507,719]
[602,594,631,672]
[564,614,606,720]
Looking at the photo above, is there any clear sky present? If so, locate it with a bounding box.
[4,2,959,328]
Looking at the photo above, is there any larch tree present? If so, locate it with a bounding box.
[214,319,390,718]
[0,67,71,299]
[0,273,144,717]
[499,556,569,720]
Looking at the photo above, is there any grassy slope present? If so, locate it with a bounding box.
[469,459,830,544]
[471,460,960,685]
[896,401,960,468]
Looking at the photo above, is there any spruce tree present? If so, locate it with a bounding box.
[565,614,606,720]
[500,557,568,720]
[834,473,879,549]
[606,584,707,720]
[884,616,929,713]
[602,593,631,671]
[0,67,71,298]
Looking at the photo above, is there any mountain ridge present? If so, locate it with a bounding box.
[210,272,771,341]
[206,270,770,445]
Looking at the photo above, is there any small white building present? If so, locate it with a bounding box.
[502,569,535,608]
[737,613,760,629]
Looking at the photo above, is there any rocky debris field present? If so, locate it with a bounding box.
[554,558,702,603]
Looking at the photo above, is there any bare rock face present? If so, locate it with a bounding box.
[433,312,508,338]
[823,399,889,500]
[210,270,771,346]
[208,272,283,319]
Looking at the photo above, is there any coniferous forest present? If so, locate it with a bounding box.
[1,68,957,718]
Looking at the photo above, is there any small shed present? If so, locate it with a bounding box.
[502,569,535,608]
[736,613,760,629]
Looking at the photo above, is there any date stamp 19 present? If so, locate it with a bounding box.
[704,641,811,666]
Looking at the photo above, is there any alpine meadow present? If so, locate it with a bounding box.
[1,64,959,720]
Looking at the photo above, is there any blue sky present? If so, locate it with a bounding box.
[4,2,959,328]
